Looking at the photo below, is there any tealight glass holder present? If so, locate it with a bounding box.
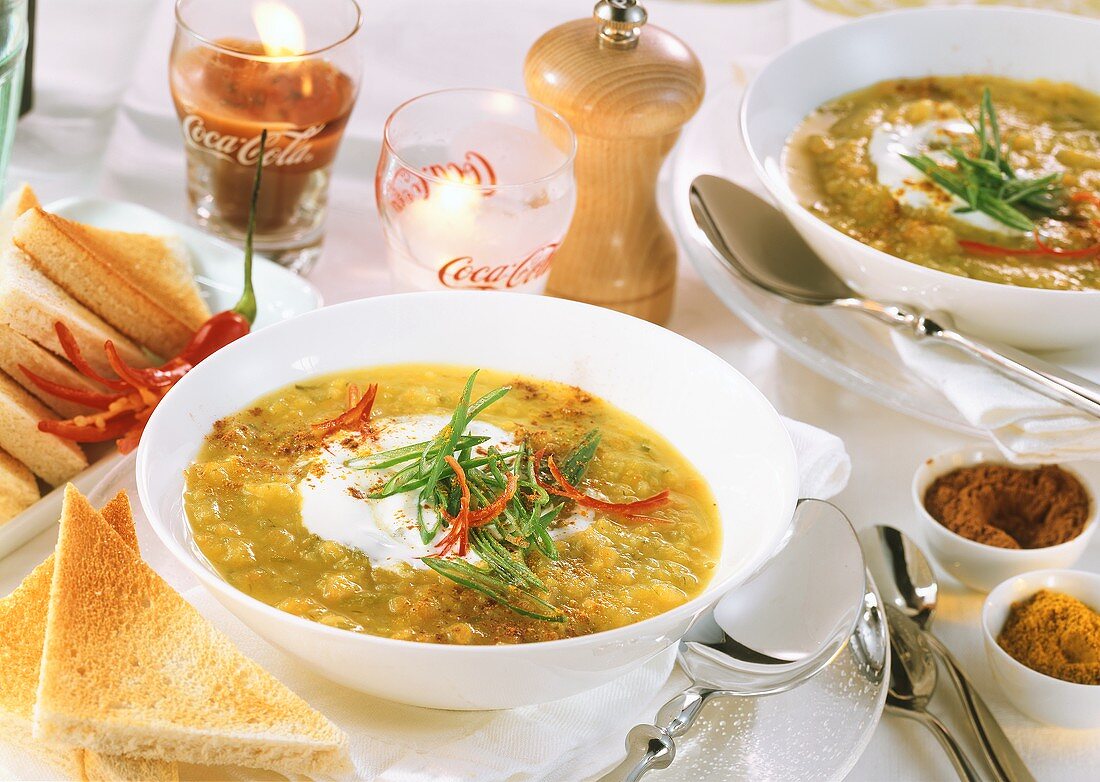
[376,88,576,293]
[170,0,363,274]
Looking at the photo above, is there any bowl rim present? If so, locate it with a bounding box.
[910,444,1098,556]
[739,5,1100,302]
[137,291,800,654]
[981,568,1100,691]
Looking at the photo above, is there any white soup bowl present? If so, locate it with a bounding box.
[137,292,799,710]
[742,8,1100,351]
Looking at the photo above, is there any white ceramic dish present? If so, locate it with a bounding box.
[982,569,1100,728]
[912,445,1098,592]
[0,197,322,561]
[741,7,1100,351]
[137,292,800,711]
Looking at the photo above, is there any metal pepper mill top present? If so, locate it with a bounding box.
[524,1,705,324]
[594,0,647,48]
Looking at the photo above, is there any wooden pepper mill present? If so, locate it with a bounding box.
[525,0,704,324]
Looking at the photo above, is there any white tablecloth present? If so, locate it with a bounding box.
[3,1,1098,780]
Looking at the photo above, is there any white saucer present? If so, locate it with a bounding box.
[669,82,1100,435]
[0,198,321,560]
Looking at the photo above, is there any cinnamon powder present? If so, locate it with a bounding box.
[923,463,1090,549]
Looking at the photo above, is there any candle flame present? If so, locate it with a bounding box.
[252,1,307,58]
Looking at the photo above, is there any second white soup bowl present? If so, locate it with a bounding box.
[137,292,799,710]
[742,8,1100,351]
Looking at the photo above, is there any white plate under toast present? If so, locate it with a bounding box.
[0,197,322,560]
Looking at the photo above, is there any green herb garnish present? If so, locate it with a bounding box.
[346,371,600,622]
[899,88,1066,232]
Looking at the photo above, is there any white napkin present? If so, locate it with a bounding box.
[783,416,851,499]
[892,333,1100,463]
[0,418,848,782]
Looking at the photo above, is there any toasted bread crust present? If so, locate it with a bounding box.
[0,371,86,485]
[13,210,208,357]
[36,488,352,777]
[0,183,41,244]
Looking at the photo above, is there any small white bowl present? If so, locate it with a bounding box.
[741,7,1100,350]
[137,292,799,710]
[982,569,1100,728]
[912,446,1098,592]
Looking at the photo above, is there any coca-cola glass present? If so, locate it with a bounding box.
[376,89,576,293]
[170,0,363,274]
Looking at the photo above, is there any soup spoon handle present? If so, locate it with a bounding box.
[840,301,1100,419]
[886,705,982,782]
[598,686,715,782]
[927,633,1036,782]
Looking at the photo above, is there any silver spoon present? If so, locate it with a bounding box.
[885,604,982,782]
[688,175,1100,419]
[600,498,877,782]
[864,526,1035,782]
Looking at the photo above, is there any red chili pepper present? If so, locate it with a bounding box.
[435,456,473,557]
[533,449,670,520]
[176,310,252,366]
[312,383,379,438]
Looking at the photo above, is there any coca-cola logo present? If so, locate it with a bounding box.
[384,151,497,213]
[437,242,558,290]
[385,168,430,213]
[422,151,496,188]
[182,114,322,167]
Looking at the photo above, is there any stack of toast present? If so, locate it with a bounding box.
[0,185,211,524]
[0,486,352,781]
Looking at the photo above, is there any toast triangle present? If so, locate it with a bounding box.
[12,209,210,357]
[35,487,352,777]
[0,490,178,781]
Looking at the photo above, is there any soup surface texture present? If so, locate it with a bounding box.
[184,365,721,644]
[785,75,1100,290]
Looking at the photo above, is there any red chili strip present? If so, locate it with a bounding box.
[54,322,129,390]
[435,456,473,557]
[104,341,181,393]
[958,229,1100,259]
[312,383,378,437]
[468,472,519,526]
[1032,231,1100,259]
[39,413,138,443]
[533,449,670,519]
[1070,192,1100,208]
[18,366,125,410]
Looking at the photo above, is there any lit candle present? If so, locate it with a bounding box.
[170,2,358,235]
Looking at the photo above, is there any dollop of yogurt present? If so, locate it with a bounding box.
[298,414,594,570]
[869,119,1024,237]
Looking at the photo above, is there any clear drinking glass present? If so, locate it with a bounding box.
[376,89,576,293]
[170,0,363,274]
[0,0,27,189]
